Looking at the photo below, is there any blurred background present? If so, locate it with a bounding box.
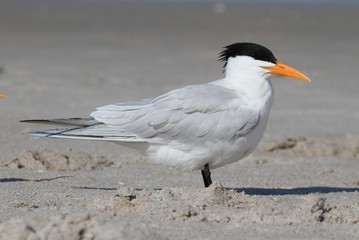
[0,0,358,158]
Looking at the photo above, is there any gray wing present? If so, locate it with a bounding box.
[23,84,259,143]
[87,83,260,144]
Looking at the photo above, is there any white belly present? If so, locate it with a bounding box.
[145,110,270,171]
[143,79,274,171]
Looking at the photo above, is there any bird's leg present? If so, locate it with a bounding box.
[201,163,212,188]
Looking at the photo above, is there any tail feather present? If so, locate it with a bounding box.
[22,119,148,143]
[20,117,100,127]
[24,130,148,142]
[25,127,84,138]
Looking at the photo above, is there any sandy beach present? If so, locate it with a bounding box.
[0,1,359,239]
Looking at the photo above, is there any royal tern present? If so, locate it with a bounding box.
[22,42,310,187]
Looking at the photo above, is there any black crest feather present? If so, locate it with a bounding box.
[219,42,277,72]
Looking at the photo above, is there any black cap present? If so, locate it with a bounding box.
[219,42,277,71]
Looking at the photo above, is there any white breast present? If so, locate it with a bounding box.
[144,77,274,171]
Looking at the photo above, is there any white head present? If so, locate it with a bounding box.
[219,42,310,82]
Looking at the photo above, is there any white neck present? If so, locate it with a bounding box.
[213,56,275,110]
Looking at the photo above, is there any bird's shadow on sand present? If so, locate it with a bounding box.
[72,186,117,191]
[2,177,358,196]
[0,176,73,183]
[230,186,359,196]
[69,186,359,195]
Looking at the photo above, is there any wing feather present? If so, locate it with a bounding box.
[24,83,260,146]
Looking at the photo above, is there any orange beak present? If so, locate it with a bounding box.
[0,93,6,98]
[261,61,310,82]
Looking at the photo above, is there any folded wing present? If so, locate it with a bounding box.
[23,84,260,146]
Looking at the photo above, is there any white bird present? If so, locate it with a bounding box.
[22,42,310,187]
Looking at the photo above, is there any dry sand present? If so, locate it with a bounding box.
[0,1,359,239]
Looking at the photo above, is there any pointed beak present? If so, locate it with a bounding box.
[261,61,310,82]
[0,93,6,98]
